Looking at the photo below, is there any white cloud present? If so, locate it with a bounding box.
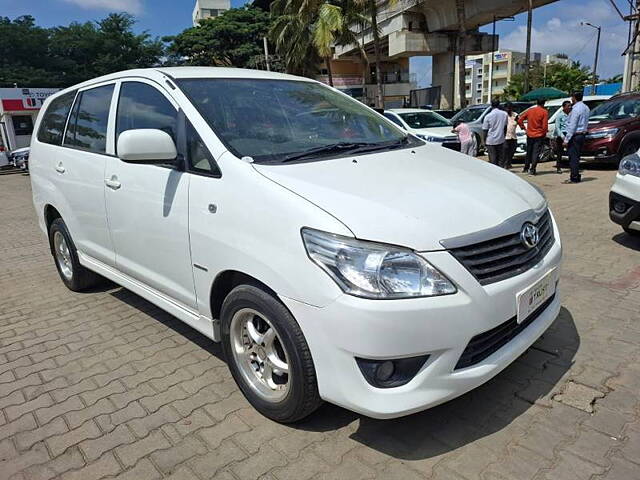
[61,0,144,15]
[499,1,628,79]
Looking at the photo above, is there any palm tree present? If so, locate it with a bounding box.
[271,0,368,87]
[352,0,398,108]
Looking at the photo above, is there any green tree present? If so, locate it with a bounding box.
[168,7,272,69]
[502,61,592,100]
[0,13,164,88]
[270,0,367,85]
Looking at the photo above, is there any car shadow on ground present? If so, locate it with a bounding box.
[612,232,640,251]
[106,285,579,460]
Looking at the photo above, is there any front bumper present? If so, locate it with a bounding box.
[282,223,563,419]
[610,173,640,230]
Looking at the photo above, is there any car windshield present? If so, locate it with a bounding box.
[398,111,451,129]
[176,78,406,163]
[590,97,640,121]
[451,107,486,123]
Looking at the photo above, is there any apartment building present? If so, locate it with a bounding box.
[192,0,230,26]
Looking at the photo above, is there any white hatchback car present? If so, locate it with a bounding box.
[30,67,562,422]
[610,152,640,236]
[382,108,460,150]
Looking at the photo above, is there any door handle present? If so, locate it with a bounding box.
[55,163,65,174]
[104,177,121,190]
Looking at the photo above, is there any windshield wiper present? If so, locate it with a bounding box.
[280,137,410,163]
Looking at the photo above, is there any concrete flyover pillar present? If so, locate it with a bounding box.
[432,51,456,110]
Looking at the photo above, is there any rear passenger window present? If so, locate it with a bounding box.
[64,84,114,154]
[116,82,177,144]
[37,91,76,145]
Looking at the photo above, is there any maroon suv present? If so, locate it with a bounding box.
[582,93,640,163]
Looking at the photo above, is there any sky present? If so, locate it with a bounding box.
[0,0,632,87]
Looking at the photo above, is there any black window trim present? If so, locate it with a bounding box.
[62,83,117,157]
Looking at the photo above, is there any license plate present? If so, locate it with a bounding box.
[516,269,557,324]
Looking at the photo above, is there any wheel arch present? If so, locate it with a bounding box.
[209,270,278,322]
[44,204,62,232]
[619,131,640,155]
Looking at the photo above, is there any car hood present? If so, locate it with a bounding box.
[410,126,455,138]
[588,116,636,129]
[253,145,545,251]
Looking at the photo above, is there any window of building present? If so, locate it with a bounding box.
[64,84,114,154]
[38,91,77,145]
[12,115,34,136]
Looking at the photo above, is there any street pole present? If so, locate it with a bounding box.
[263,37,271,71]
[524,0,533,94]
[489,16,496,103]
[593,25,601,95]
[582,22,601,95]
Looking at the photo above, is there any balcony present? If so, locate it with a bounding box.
[316,74,364,87]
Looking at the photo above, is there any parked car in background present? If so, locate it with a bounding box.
[610,152,640,236]
[581,93,640,163]
[515,95,612,157]
[31,67,562,422]
[9,147,30,171]
[451,102,531,154]
[383,108,460,151]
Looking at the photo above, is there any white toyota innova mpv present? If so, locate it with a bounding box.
[30,68,562,422]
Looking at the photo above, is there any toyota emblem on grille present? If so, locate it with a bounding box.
[520,222,539,249]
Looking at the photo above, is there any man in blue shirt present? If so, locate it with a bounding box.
[482,99,508,166]
[553,101,572,174]
[563,91,590,183]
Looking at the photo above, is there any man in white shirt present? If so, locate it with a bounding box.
[563,91,590,183]
[482,99,509,166]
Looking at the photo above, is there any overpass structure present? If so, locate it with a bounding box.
[333,0,558,108]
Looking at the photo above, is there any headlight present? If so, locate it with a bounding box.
[301,228,456,299]
[586,128,619,139]
[620,155,640,177]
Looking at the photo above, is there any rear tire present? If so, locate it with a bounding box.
[220,284,321,423]
[48,218,101,291]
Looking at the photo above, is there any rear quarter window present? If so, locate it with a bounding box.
[37,91,77,145]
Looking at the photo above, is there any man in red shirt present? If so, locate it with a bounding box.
[517,98,549,176]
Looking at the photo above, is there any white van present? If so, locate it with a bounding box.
[30,68,562,422]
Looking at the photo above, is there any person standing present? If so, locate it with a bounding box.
[453,121,477,157]
[503,102,519,169]
[563,91,590,184]
[482,99,508,167]
[552,101,572,174]
[517,98,549,175]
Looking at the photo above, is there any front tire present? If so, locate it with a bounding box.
[220,285,321,423]
[48,218,101,291]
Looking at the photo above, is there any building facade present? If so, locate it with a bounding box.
[0,87,60,152]
[315,58,417,108]
[192,0,230,26]
[454,50,543,106]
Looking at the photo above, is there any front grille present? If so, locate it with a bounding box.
[455,292,556,370]
[449,210,554,285]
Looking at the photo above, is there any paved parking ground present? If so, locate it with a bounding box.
[1,162,639,480]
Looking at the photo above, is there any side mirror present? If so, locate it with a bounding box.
[117,129,177,164]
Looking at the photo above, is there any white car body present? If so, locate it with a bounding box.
[610,154,640,234]
[30,67,562,419]
[383,108,460,149]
